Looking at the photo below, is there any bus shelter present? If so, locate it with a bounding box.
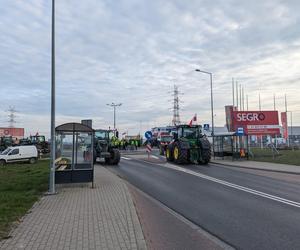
[55,123,94,185]
[214,132,249,160]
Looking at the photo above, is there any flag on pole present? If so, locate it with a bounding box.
[188,114,197,126]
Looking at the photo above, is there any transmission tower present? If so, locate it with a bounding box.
[7,106,17,128]
[172,85,181,125]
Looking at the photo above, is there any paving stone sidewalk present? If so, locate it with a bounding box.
[0,165,147,250]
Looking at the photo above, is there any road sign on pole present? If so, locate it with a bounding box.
[203,124,210,131]
[236,127,244,136]
[146,143,152,159]
[145,131,153,140]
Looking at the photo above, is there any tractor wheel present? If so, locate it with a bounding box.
[166,146,174,162]
[107,149,121,165]
[198,147,211,165]
[159,146,165,155]
[173,142,188,164]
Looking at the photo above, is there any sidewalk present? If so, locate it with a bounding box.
[211,159,300,174]
[0,166,147,250]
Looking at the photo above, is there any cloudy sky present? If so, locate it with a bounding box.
[0,0,300,137]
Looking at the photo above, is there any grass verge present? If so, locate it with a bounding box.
[0,160,49,240]
[250,148,300,166]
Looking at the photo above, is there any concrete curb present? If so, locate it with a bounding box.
[211,161,300,175]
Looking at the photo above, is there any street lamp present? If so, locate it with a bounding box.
[106,103,122,131]
[195,69,215,158]
[49,0,56,194]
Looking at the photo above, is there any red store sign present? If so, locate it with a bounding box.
[232,111,280,135]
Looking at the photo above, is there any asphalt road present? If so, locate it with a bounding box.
[110,153,300,250]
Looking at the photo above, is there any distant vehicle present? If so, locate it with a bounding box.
[0,145,38,166]
[157,134,173,155]
[0,136,14,152]
[94,129,120,165]
[19,135,50,155]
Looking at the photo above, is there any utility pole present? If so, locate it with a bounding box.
[246,94,249,111]
[232,78,235,107]
[259,93,262,149]
[242,86,245,111]
[195,69,215,158]
[291,111,293,147]
[106,103,122,131]
[171,85,181,125]
[285,94,289,147]
[273,93,277,148]
[236,81,239,110]
[49,0,56,194]
[239,84,242,111]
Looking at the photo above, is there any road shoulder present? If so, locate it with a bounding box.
[127,181,233,250]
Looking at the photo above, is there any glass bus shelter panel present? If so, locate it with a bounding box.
[55,132,73,171]
[74,132,93,170]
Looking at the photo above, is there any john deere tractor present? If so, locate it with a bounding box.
[94,129,120,165]
[166,125,211,165]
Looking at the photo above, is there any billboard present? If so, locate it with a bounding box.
[281,112,288,139]
[232,111,280,135]
[225,105,237,132]
[0,128,24,138]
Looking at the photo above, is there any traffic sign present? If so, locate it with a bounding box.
[146,144,152,153]
[145,131,153,140]
[203,124,210,131]
[236,127,244,136]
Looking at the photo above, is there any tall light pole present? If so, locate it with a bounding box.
[106,103,122,131]
[285,94,289,147]
[49,0,56,194]
[195,69,215,157]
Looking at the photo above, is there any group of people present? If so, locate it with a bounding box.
[111,137,141,150]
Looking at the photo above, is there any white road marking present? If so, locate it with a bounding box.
[151,155,159,159]
[121,156,132,160]
[163,163,300,208]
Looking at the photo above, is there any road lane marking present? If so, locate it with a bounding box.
[151,155,159,159]
[163,163,300,208]
[121,156,132,160]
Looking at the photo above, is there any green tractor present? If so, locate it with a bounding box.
[19,135,50,155]
[166,125,211,165]
[0,136,14,152]
[94,129,120,165]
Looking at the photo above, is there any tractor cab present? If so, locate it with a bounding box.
[30,135,46,144]
[176,125,202,139]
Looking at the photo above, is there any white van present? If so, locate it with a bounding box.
[0,146,38,166]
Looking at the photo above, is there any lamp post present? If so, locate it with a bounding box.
[195,69,215,158]
[287,111,293,148]
[49,0,56,194]
[106,103,122,132]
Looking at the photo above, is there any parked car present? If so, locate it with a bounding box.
[0,145,38,166]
